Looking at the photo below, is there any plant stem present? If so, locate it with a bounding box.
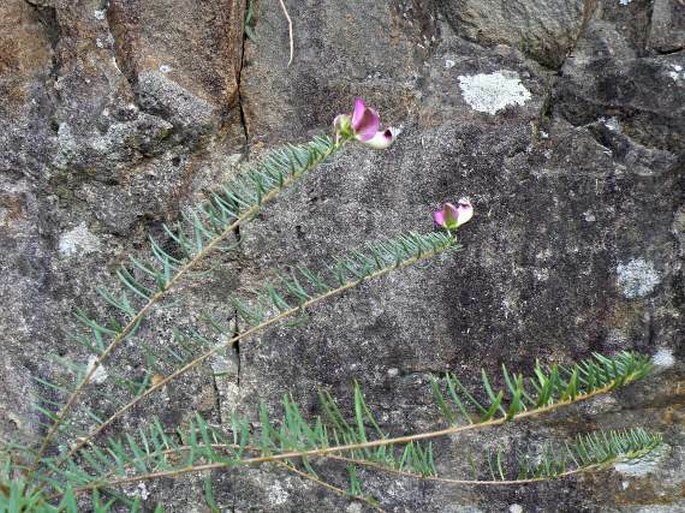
[54,239,457,468]
[63,376,643,495]
[32,137,344,471]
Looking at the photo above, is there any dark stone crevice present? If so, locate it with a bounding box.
[232,309,241,389]
[24,3,61,101]
[238,92,249,156]
[19,0,62,184]
[228,8,248,508]
[644,0,657,54]
[105,4,138,91]
[228,309,241,513]
[236,1,250,157]
[555,0,598,72]
[655,46,685,55]
[532,0,598,139]
[27,2,60,54]
[229,0,249,421]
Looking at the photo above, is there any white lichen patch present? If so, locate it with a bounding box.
[458,71,531,115]
[159,64,173,74]
[346,504,364,513]
[651,348,675,368]
[533,268,549,282]
[94,9,107,20]
[269,481,289,505]
[668,64,684,81]
[602,116,621,132]
[135,483,150,500]
[614,444,668,476]
[85,356,108,384]
[616,259,660,299]
[53,123,78,170]
[59,222,101,257]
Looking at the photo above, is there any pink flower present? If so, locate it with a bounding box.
[433,198,473,232]
[334,97,398,149]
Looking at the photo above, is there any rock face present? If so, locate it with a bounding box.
[0,0,246,232]
[0,0,683,512]
[437,0,586,68]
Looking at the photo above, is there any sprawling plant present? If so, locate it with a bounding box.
[1,98,661,512]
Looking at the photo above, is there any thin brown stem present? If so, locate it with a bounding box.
[88,443,604,488]
[275,461,386,513]
[64,378,639,494]
[326,454,606,486]
[32,138,342,469]
[60,444,385,511]
[56,241,456,467]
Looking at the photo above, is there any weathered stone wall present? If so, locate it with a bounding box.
[0,0,682,511]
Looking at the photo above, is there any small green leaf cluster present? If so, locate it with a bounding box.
[431,351,652,425]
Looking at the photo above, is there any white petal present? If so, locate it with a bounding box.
[361,128,399,149]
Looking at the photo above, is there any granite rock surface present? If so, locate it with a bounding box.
[0,0,682,511]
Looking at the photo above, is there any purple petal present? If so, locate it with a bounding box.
[354,108,381,142]
[433,210,446,227]
[351,97,367,130]
[434,203,459,228]
[361,128,395,149]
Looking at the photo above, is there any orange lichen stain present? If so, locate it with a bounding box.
[194,384,218,413]
[2,83,27,104]
[660,405,681,426]
[0,39,19,73]
[150,373,166,388]
[0,8,51,76]
[0,2,53,109]
[606,300,644,328]
[0,195,25,226]
[646,374,685,415]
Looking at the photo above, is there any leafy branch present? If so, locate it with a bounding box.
[323,427,661,486]
[32,134,344,465]
[42,352,658,504]
[42,231,459,475]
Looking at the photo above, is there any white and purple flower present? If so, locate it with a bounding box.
[334,97,398,149]
[433,198,473,232]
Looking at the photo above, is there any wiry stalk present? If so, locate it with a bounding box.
[321,453,630,486]
[65,402,658,493]
[32,136,345,468]
[109,382,631,477]
[275,461,386,513]
[59,361,654,497]
[54,234,458,468]
[82,435,654,492]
